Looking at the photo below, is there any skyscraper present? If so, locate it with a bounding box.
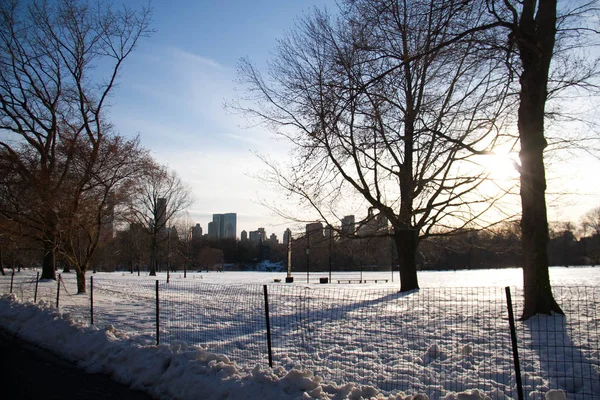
[211,213,237,240]
[341,215,355,235]
[222,213,237,239]
[191,223,202,240]
[211,214,222,238]
[249,227,266,243]
[283,228,292,245]
[306,222,323,241]
[208,221,217,239]
[324,224,333,239]
[359,208,377,236]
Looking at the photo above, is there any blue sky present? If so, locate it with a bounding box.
[108,1,337,239]
[107,0,599,240]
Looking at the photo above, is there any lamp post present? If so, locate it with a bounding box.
[166,227,170,283]
[186,226,193,279]
[306,233,310,283]
[285,232,293,283]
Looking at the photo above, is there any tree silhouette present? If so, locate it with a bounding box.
[234,0,514,291]
[124,163,192,276]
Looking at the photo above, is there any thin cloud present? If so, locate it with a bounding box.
[168,47,224,70]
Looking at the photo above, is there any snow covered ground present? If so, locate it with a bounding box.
[0,267,598,400]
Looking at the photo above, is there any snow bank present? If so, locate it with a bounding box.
[252,260,285,272]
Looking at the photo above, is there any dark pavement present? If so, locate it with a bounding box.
[0,328,155,399]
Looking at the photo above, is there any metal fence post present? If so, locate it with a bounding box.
[90,275,94,325]
[155,280,160,345]
[505,287,524,400]
[328,227,332,283]
[10,271,14,293]
[34,271,39,303]
[56,274,61,308]
[263,285,273,368]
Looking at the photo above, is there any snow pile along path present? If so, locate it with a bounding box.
[0,293,524,400]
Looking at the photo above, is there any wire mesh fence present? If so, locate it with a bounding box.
[160,282,267,366]
[91,277,157,343]
[2,272,58,304]
[511,287,600,400]
[266,286,517,398]
[0,271,598,399]
[54,274,90,323]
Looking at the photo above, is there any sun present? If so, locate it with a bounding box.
[478,152,521,182]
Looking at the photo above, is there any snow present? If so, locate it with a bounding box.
[0,267,598,400]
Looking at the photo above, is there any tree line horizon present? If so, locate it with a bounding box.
[3,214,599,275]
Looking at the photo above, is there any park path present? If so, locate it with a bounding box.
[0,328,155,400]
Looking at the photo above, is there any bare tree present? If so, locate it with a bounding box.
[58,135,148,293]
[125,163,193,276]
[234,1,514,291]
[581,206,600,265]
[172,212,194,277]
[0,215,10,276]
[581,206,600,236]
[116,222,150,274]
[0,0,151,280]
[484,0,600,318]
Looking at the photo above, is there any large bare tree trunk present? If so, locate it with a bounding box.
[76,268,86,294]
[41,237,57,280]
[395,96,419,292]
[517,0,563,319]
[395,231,419,292]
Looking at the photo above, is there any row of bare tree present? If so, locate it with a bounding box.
[6,206,596,278]
[0,0,192,293]
[285,207,600,272]
[423,210,600,270]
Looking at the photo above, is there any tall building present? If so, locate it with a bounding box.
[359,208,377,236]
[210,213,237,240]
[191,223,202,240]
[359,208,388,236]
[306,222,323,242]
[211,214,222,238]
[283,228,292,245]
[376,213,389,231]
[249,227,266,243]
[208,221,217,239]
[241,230,248,241]
[341,215,355,235]
[324,224,333,239]
[222,213,237,239]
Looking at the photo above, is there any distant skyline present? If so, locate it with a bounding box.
[108,0,599,238]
